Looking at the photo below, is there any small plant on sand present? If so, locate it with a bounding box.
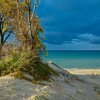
[0,47,57,81]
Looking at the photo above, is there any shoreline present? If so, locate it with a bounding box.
[66,68,100,75]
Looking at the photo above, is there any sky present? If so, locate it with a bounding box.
[37,0,100,50]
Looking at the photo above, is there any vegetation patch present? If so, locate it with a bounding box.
[0,0,58,83]
[0,48,58,82]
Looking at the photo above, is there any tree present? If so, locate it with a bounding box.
[0,0,16,49]
[14,0,44,53]
[0,0,56,81]
[0,0,45,54]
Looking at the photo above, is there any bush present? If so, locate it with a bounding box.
[0,47,58,81]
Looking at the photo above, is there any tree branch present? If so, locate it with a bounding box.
[4,32,11,44]
[30,0,39,22]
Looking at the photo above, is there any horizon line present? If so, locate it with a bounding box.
[47,50,100,51]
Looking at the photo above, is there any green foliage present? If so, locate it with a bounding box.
[0,47,58,81]
[0,0,55,82]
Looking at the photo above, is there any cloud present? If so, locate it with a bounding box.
[37,0,100,50]
[78,33,100,44]
[45,41,100,50]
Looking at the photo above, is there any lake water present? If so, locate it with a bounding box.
[42,51,100,69]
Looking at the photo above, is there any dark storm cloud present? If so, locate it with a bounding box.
[37,0,100,47]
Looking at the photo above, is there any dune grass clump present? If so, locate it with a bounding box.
[0,47,58,82]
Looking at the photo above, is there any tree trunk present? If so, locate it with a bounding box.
[0,21,3,50]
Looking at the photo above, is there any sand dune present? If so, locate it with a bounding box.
[0,62,100,100]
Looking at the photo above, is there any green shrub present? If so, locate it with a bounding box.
[0,47,58,81]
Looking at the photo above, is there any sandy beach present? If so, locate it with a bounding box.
[0,63,100,100]
[67,69,100,75]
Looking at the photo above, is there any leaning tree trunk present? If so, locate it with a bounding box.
[0,19,3,50]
